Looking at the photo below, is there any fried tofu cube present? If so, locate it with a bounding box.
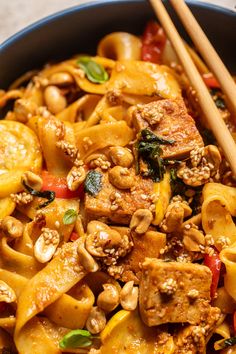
[84,171,153,224]
[133,98,203,159]
[173,307,221,353]
[115,230,166,283]
[139,258,212,326]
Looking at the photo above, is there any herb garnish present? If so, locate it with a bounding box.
[136,129,175,182]
[59,329,96,349]
[215,336,236,349]
[77,57,109,84]
[202,128,216,145]
[210,88,226,110]
[63,209,78,225]
[215,97,226,109]
[84,170,103,196]
[22,180,55,209]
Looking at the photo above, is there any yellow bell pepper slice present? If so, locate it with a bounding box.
[100,309,175,354]
[0,121,42,198]
[101,310,129,343]
[153,172,172,226]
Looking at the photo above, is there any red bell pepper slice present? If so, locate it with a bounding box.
[70,232,79,241]
[204,249,221,299]
[202,73,221,89]
[141,21,166,64]
[41,171,84,199]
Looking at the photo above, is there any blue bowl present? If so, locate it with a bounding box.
[0,0,235,88]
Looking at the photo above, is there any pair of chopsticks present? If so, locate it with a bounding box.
[149,0,236,176]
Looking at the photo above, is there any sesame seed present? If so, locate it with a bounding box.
[110,204,119,211]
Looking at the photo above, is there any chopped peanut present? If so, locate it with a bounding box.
[97,283,120,313]
[130,209,153,234]
[86,306,106,334]
[120,281,138,311]
[34,228,60,263]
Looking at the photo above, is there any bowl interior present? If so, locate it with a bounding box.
[0,0,235,88]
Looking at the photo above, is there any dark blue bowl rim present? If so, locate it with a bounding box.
[0,0,235,52]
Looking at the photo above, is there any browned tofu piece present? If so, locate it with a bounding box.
[133,98,203,159]
[139,258,212,326]
[115,230,166,283]
[173,307,221,353]
[84,171,153,224]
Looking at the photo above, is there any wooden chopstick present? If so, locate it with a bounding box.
[169,0,236,121]
[149,0,236,177]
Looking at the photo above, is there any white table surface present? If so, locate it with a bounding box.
[0,0,235,45]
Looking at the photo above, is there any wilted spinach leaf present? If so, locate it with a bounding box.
[85,170,103,196]
[137,129,174,182]
[22,180,55,208]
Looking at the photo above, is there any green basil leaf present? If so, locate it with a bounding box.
[84,170,103,196]
[59,329,93,349]
[77,57,109,84]
[63,209,78,225]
